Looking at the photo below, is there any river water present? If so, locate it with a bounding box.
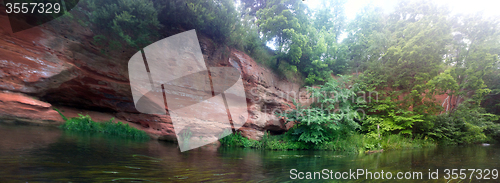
[0,124,498,182]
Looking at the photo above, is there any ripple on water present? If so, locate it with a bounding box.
[102,171,119,174]
[111,177,160,182]
[124,166,141,170]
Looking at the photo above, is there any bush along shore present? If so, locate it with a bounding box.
[219,131,436,154]
[220,75,499,153]
[56,109,150,141]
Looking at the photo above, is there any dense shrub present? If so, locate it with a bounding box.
[425,102,500,145]
[220,131,435,153]
[362,96,425,137]
[220,130,311,151]
[281,75,363,145]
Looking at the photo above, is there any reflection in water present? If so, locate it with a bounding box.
[0,124,499,182]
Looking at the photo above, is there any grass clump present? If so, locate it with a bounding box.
[59,113,150,141]
[379,134,436,150]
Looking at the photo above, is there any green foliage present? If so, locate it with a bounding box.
[256,0,305,58]
[251,0,348,84]
[281,75,363,144]
[442,13,500,110]
[425,103,499,145]
[219,131,310,150]
[219,131,262,148]
[344,1,500,147]
[275,61,303,83]
[362,96,424,137]
[159,0,237,44]
[220,0,500,152]
[343,6,386,74]
[316,133,366,153]
[60,11,74,20]
[59,114,150,140]
[92,35,107,46]
[361,1,451,114]
[482,65,500,117]
[254,0,309,82]
[321,134,435,152]
[378,134,436,150]
[363,97,426,138]
[227,9,279,74]
[426,69,459,96]
[86,0,162,49]
[53,108,67,121]
[220,131,435,153]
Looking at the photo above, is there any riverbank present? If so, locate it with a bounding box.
[1,123,497,182]
[55,110,435,154]
[219,131,436,154]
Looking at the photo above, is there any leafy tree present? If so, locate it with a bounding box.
[356,1,453,137]
[343,6,387,73]
[240,0,267,16]
[158,0,238,44]
[87,0,162,49]
[300,0,348,83]
[358,1,452,117]
[313,0,347,42]
[439,13,500,111]
[256,0,309,66]
[229,4,275,67]
[297,0,348,84]
[384,0,452,113]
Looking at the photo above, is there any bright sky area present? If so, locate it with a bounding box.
[267,0,500,48]
[304,0,500,20]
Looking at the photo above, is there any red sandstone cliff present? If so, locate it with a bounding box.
[0,9,304,141]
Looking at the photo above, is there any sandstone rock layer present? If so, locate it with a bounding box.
[0,12,302,141]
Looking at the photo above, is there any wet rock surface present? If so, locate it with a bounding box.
[0,91,64,125]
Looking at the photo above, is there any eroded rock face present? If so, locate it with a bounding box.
[0,91,64,125]
[229,50,306,140]
[0,11,304,141]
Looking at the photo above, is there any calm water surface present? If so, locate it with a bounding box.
[0,124,498,182]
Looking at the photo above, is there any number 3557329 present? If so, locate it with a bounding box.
[5,3,61,14]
